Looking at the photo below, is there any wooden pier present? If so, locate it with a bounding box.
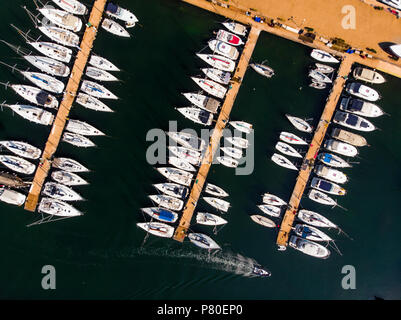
[24,0,108,212]
[173,26,261,242]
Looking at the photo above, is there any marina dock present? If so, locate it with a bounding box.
[173,26,261,242]
[24,0,108,212]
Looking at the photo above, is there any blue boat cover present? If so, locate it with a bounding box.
[323,153,332,163]
[349,99,363,112]
[345,114,358,126]
[319,180,332,192]
[159,209,174,222]
[106,3,118,13]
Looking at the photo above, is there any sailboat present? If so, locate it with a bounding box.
[310,49,339,63]
[203,197,230,212]
[166,131,206,151]
[76,93,114,112]
[62,132,96,148]
[53,157,89,173]
[257,204,281,217]
[51,170,88,186]
[39,8,83,32]
[275,141,303,158]
[153,182,188,199]
[38,198,83,216]
[188,233,221,250]
[137,222,175,238]
[66,119,105,136]
[196,212,228,226]
[89,55,120,71]
[140,207,178,223]
[38,26,80,47]
[285,114,313,133]
[191,77,227,99]
[229,121,253,134]
[215,29,244,46]
[262,193,287,206]
[148,194,183,211]
[201,68,231,85]
[222,21,247,36]
[51,0,88,15]
[181,92,220,113]
[196,54,235,72]
[205,183,229,198]
[0,188,26,206]
[225,136,249,149]
[208,40,239,60]
[317,152,351,168]
[271,153,298,171]
[101,19,130,38]
[176,107,213,126]
[250,215,276,228]
[294,224,332,242]
[168,146,201,166]
[221,147,242,159]
[81,80,118,99]
[279,132,307,145]
[216,156,239,168]
[308,189,338,206]
[2,104,54,126]
[42,182,84,201]
[0,141,41,159]
[297,209,338,228]
[4,83,59,109]
[168,157,196,172]
[156,167,193,186]
[86,67,118,82]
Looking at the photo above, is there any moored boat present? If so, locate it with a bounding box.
[66,119,105,136]
[43,182,83,201]
[275,141,303,158]
[250,215,276,228]
[39,8,82,32]
[167,131,206,151]
[310,49,339,63]
[76,93,114,112]
[81,80,118,99]
[191,77,227,99]
[148,194,183,211]
[176,107,213,126]
[308,189,338,206]
[216,29,243,46]
[156,167,193,186]
[257,204,281,217]
[153,182,188,199]
[339,97,384,118]
[208,40,239,60]
[86,66,118,82]
[196,212,228,226]
[196,53,235,72]
[205,183,229,197]
[188,233,221,250]
[309,81,326,90]
[225,136,248,149]
[3,104,54,125]
[317,152,351,168]
[330,127,368,147]
[38,197,82,216]
[27,41,72,63]
[21,71,65,93]
[51,170,88,186]
[324,139,358,157]
[221,146,242,159]
[353,67,385,84]
[203,197,230,212]
[309,69,332,83]
[222,21,247,36]
[0,141,41,159]
[53,157,89,172]
[345,82,380,102]
[285,114,313,133]
[262,193,287,206]
[311,177,346,196]
[137,222,175,238]
[0,188,26,206]
[294,224,333,242]
[315,63,334,74]
[289,235,331,259]
[7,84,58,109]
[38,26,79,47]
[89,55,120,71]
[62,132,96,148]
[140,207,178,223]
[23,55,70,77]
[201,68,231,85]
[297,209,337,228]
[229,121,253,134]
[168,157,196,172]
[105,2,138,28]
[51,0,87,15]
[271,153,298,171]
[314,164,348,184]
[168,146,201,166]
[101,18,130,38]
[181,92,220,113]
[279,131,307,145]
[249,63,275,78]
[216,156,239,168]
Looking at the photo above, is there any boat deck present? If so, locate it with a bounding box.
[24,0,108,212]
[173,26,261,242]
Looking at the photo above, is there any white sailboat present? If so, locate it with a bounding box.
[0,141,41,159]
[285,114,313,133]
[294,224,333,242]
[279,131,307,145]
[181,92,220,113]
[140,207,178,223]
[225,136,249,149]
[43,182,83,201]
[257,204,281,217]
[51,170,88,186]
[188,233,221,250]
[62,132,96,148]
[148,194,183,211]
[137,222,175,238]
[101,18,130,38]
[168,157,196,172]
[168,146,201,166]
[176,107,213,126]
[216,29,244,46]
[76,93,114,112]
[66,119,105,136]
[308,189,338,206]
[216,156,239,168]
[250,215,276,228]
[191,77,227,99]
[39,8,82,32]
[85,66,118,82]
[317,152,351,168]
[0,188,26,206]
[262,193,287,206]
[51,0,87,15]
[53,157,89,172]
[3,104,54,126]
[275,141,303,158]
[229,121,253,134]
[271,153,298,171]
[205,183,229,197]
[38,26,80,47]
[201,68,231,85]
[81,80,118,99]
[221,146,242,159]
[309,69,332,83]
[297,209,337,228]
[89,55,120,71]
[310,49,339,63]
[196,212,227,226]
[21,71,65,93]
[156,167,193,186]
[6,84,58,109]
[38,197,83,216]
[203,197,230,212]
[315,63,334,74]
[196,54,235,72]
[28,41,72,63]
[153,183,188,199]
[23,56,70,77]
[222,21,247,36]
[166,131,206,151]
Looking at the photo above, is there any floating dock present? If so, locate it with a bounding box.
[173,26,261,242]
[24,0,108,212]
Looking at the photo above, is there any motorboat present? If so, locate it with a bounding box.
[101,18,130,37]
[315,63,334,74]
[38,198,82,216]
[176,107,213,126]
[38,26,79,47]
[208,40,239,60]
[0,141,41,160]
[251,265,271,277]
[137,222,175,238]
[250,63,275,78]
[271,153,298,171]
[188,233,221,250]
[23,56,70,77]
[191,77,227,99]
[309,81,326,90]
[51,170,88,186]
[166,131,206,151]
[81,80,118,99]
[311,177,346,196]
[203,197,230,212]
[3,104,54,126]
[297,209,337,228]
[310,49,339,63]
[27,41,72,63]
[389,43,401,58]
[221,146,242,159]
[140,207,178,223]
[76,93,114,112]
[196,212,227,226]
[324,139,359,157]
[21,71,65,93]
[89,55,120,71]
[62,132,96,148]
[86,66,118,82]
[43,182,83,201]
[105,2,138,28]
[294,224,332,242]
[39,8,82,32]
[279,131,307,145]
[168,146,201,166]
[229,121,253,134]
[222,21,247,36]
[225,136,248,149]
[66,119,105,136]
[215,29,243,46]
[168,157,196,172]
[257,204,281,217]
[148,194,184,211]
[317,152,351,168]
[201,68,231,85]
[181,92,220,113]
[0,188,26,206]
[275,141,303,158]
[156,167,193,186]
[314,164,348,184]
[51,0,87,15]
[309,69,332,83]
[262,193,287,206]
[53,157,89,172]
[205,183,229,197]
[345,82,380,102]
[7,84,58,109]
[353,67,385,84]
[196,54,235,72]
[289,235,331,259]
[153,182,188,199]
[308,189,338,206]
[330,128,368,147]
[339,97,384,118]
[216,156,239,168]
[250,215,276,228]
[285,114,313,133]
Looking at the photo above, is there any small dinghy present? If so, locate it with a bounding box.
[0,155,35,175]
[176,107,213,126]
[38,26,79,47]
[0,141,41,159]
[262,193,287,206]
[289,235,331,259]
[53,157,89,173]
[43,182,83,201]
[181,92,220,113]
[156,167,193,186]
[196,53,235,72]
[330,128,369,147]
[188,233,221,250]
[27,41,72,63]
[229,121,253,134]
[285,114,313,133]
[250,215,276,228]
[311,177,346,196]
[201,68,231,85]
[38,198,82,216]
[89,55,120,72]
[310,49,339,63]
[62,132,96,148]
[51,0,87,15]
[317,152,351,168]
[168,146,201,166]
[221,146,242,159]
[225,136,249,149]
[294,224,332,242]
[168,157,196,172]
[191,77,227,99]
[271,153,298,171]
[203,197,230,212]
[105,2,138,28]
[339,97,384,118]
[279,131,307,145]
[140,207,178,223]
[309,81,326,90]
[196,212,227,226]
[308,189,338,206]
[314,164,348,184]
[3,104,54,126]
[217,156,239,168]
[153,182,188,199]
[250,63,275,78]
[76,93,114,112]
[309,69,332,83]
[275,141,303,158]
[345,82,380,102]
[257,204,281,217]
[315,63,334,74]
[0,188,26,206]
[148,194,184,211]
[297,209,337,228]
[7,84,58,109]
[51,170,88,186]
[333,111,376,132]
[86,66,118,82]
[353,67,385,84]
[216,29,244,46]
[222,21,247,36]
[205,183,229,197]
[66,119,105,136]
[81,80,118,100]
[167,131,206,151]
[324,139,358,157]
[39,8,82,32]
[101,18,130,38]
[137,222,175,238]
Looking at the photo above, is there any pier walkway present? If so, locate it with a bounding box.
[173,26,261,242]
[24,0,107,212]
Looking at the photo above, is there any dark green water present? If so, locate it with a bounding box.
[0,0,400,299]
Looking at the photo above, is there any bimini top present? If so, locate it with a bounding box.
[318,180,332,192]
[36,90,52,105]
[106,3,118,13]
[348,99,363,112]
